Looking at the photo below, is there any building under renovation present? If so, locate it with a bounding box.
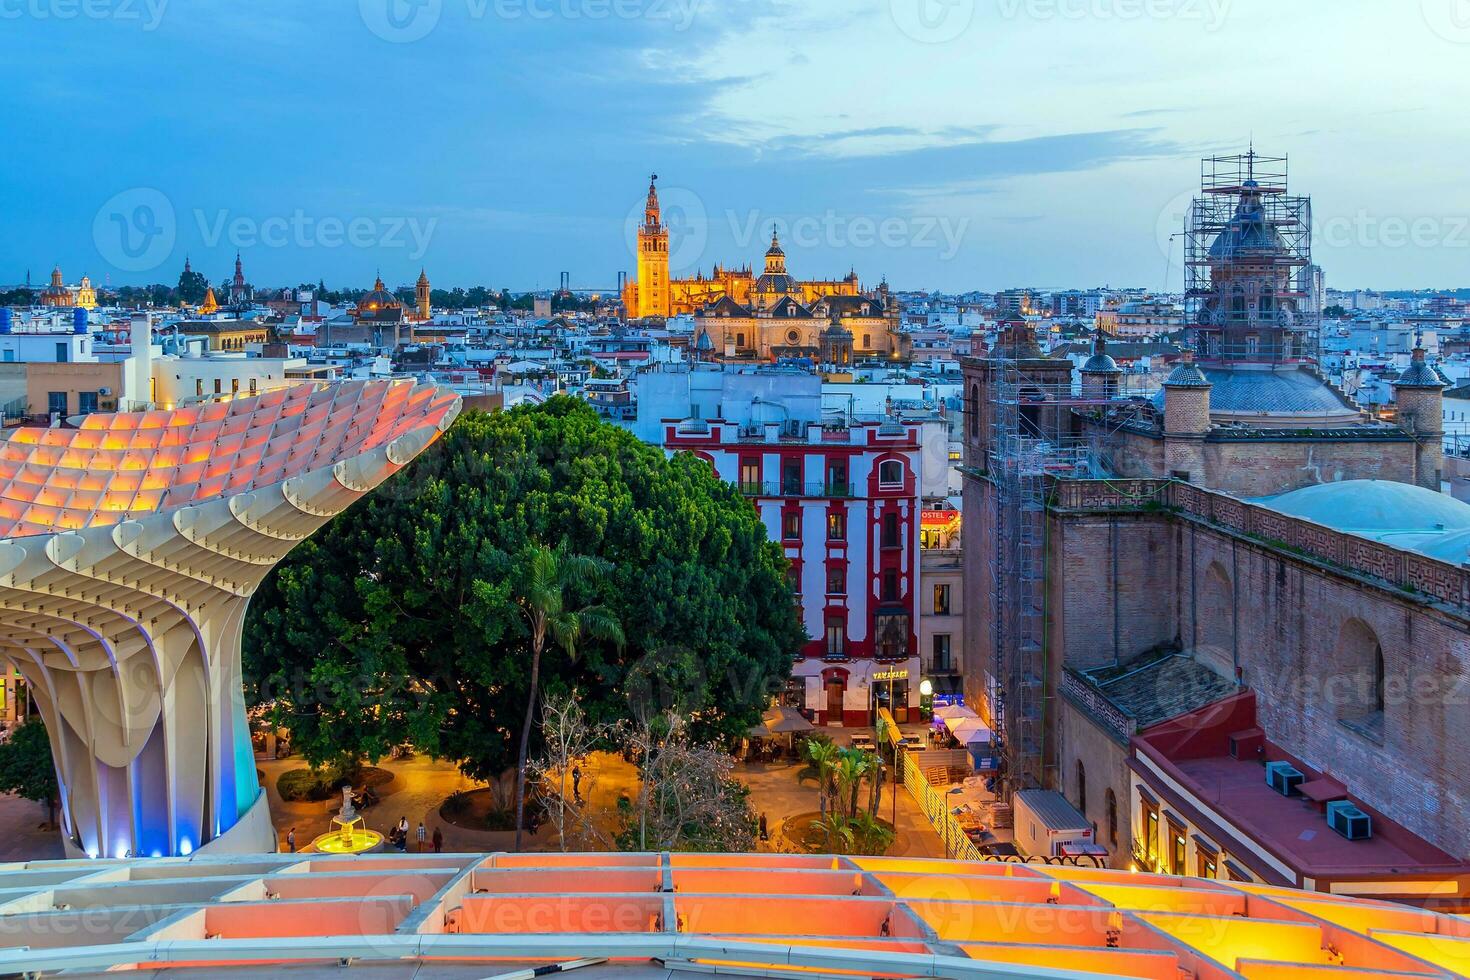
[960,151,1470,905]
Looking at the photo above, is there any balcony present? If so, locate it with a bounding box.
[738,482,857,499]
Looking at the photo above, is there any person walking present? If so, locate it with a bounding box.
[286,827,296,853]
[416,821,427,852]
[572,765,583,804]
[432,826,444,854]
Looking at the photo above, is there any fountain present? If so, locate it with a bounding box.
[309,787,385,854]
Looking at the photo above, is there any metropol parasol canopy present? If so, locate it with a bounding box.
[0,379,460,860]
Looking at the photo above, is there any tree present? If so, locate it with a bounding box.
[512,543,624,850]
[798,740,891,856]
[530,692,614,851]
[177,266,208,305]
[245,399,803,794]
[620,710,756,853]
[0,718,60,827]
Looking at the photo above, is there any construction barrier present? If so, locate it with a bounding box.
[900,752,986,863]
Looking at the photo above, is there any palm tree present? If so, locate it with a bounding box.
[798,739,839,819]
[512,543,625,851]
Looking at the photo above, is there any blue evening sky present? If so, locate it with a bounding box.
[1,0,1467,293]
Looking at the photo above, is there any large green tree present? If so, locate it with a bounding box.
[0,718,60,826]
[245,397,804,783]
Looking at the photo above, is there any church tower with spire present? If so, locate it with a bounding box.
[634,174,671,319]
[415,269,431,321]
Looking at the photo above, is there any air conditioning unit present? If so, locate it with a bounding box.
[1327,801,1372,841]
[98,387,112,396]
[1228,728,1263,760]
[1265,761,1305,797]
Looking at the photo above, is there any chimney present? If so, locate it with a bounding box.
[130,313,153,409]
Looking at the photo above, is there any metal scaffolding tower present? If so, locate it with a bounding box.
[984,354,1141,795]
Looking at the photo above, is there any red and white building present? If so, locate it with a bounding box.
[664,410,922,727]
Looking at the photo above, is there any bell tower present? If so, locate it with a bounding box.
[635,174,670,319]
[416,268,431,321]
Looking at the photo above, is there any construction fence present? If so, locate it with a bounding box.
[900,751,986,863]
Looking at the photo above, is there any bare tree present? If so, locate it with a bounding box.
[621,710,757,853]
[530,692,614,851]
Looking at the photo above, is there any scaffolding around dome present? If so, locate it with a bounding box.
[0,380,460,860]
[1184,150,1321,367]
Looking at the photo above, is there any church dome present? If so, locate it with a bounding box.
[1257,480,1470,535]
[359,276,402,313]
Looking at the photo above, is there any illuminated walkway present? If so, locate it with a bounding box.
[1,852,1468,978]
[0,381,460,861]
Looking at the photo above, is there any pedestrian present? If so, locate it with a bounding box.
[396,816,409,852]
[286,827,296,853]
[417,821,427,852]
[758,813,768,842]
[432,826,444,853]
[572,764,583,804]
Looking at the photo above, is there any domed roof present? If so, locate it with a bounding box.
[1207,190,1288,261]
[1163,362,1211,388]
[765,229,784,258]
[1258,480,1470,536]
[1393,347,1449,389]
[359,276,401,312]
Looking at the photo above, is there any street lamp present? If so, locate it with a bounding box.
[919,678,933,698]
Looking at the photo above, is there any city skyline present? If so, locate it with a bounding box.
[1,1,1468,292]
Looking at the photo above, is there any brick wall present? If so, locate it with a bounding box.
[1046,481,1470,858]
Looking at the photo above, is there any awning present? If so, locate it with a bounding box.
[947,719,993,745]
[761,706,815,735]
[935,704,979,722]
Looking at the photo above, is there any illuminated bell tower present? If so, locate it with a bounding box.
[416,268,431,321]
[636,174,670,319]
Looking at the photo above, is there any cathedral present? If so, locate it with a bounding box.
[622,176,903,362]
[38,266,97,309]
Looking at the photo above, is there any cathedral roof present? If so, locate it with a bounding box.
[700,295,751,318]
[754,273,799,294]
[358,276,403,316]
[1257,480,1470,565]
[1207,186,1289,261]
[766,296,812,319]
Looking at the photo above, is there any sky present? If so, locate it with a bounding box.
[2,0,1468,294]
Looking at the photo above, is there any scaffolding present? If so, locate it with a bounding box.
[1184,150,1320,365]
[984,356,1146,795]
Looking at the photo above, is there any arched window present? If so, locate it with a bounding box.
[968,384,980,438]
[1076,759,1087,817]
[1105,789,1117,844]
[1230,286,1247,318]
[1260,285,1275,315]
[1374,646,1385,714]
[878,460,903,487]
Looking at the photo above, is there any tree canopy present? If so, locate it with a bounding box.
[244,397,804,781]
[0,718,59,825]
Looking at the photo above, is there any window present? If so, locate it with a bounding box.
[874,611,909,660]
[46,391,67,416]
[1076,760,1087,818]
[882,568,899,601]
[878,460,903,488]
[1105,789,1117,844]
[825,616,846,657]
[1144,805,1160,863]
[2,350,12,362]
[782,511,801,541]
[827,567,845,595]
[968,384,979,438]
[55,342,68,363]
[787,566,800,594]
[1169,822,1187,876]
[231,379,240,397]
[781,460,802,495]
[196,379,204,397]
[882,512,900,548]
[933,584,951,616]
[1197,845,1218,880]
[248,378,258,396]
[826,461,848,496]
[931,634,952,672]
[78,391,99,414]
[736,332,747,349]
[827,512,846,541]
[213,378,222,395]
[740,458,761,493]
[1374,646,1386,713]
